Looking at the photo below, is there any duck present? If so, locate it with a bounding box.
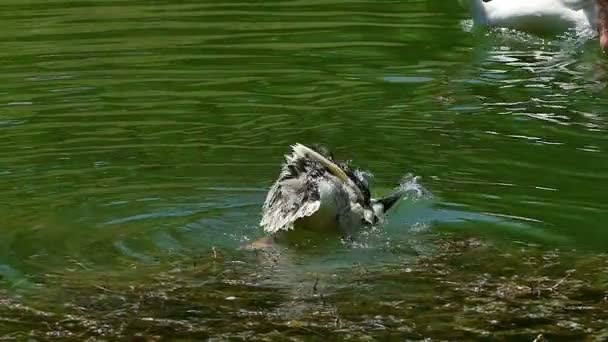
[259,143,404,239]
[460,0,608,51]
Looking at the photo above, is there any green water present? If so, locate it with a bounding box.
[1,0,608,340]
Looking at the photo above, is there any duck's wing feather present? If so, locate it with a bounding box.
[260,176,320,234]
[260,147,324,234]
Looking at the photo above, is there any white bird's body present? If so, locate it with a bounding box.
[461,0,596,35]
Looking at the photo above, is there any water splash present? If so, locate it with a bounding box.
[396,173,432,201]
[354,169,373,188]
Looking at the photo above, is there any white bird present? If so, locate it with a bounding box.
[460,0,608,51]
[260,144,403,239]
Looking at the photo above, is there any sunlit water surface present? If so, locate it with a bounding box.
[1,0,608,340]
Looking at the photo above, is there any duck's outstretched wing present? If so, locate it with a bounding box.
[260,176,320,234]
[260,145,324,234]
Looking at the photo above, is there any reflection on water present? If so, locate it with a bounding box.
[1,0,608,339]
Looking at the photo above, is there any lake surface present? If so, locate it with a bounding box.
[1,0,608,340]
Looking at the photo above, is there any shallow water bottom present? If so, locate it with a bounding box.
[2,234,607,341]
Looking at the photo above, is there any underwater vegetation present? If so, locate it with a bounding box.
[1,235,607,341]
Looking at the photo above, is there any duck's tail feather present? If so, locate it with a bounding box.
[372,188,405,216]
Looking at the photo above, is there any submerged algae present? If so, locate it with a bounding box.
[1,236,607,340]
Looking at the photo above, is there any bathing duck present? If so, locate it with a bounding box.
[260,144,403,238]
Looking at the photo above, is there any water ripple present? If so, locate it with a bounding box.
[0,0,607,284]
